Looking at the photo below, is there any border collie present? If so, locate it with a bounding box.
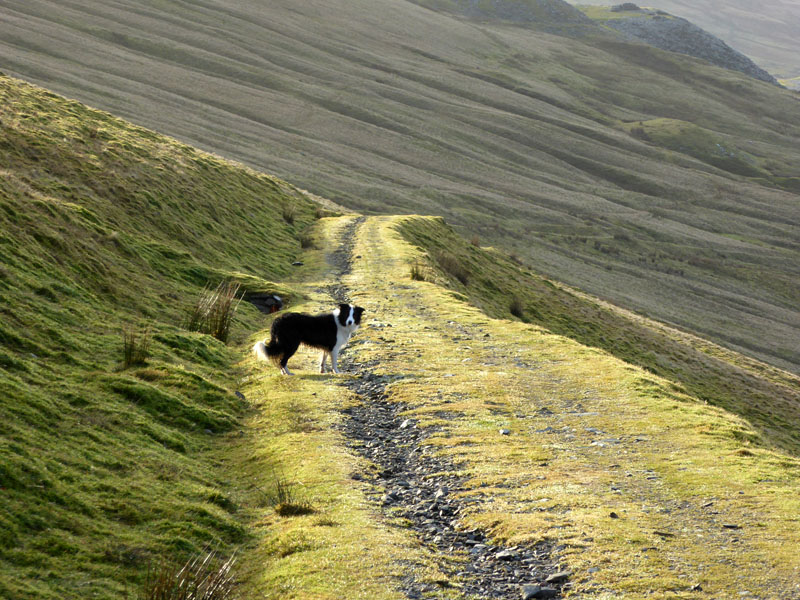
[253,304,364,375]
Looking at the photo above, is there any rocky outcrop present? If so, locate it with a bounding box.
[604,7,779,85]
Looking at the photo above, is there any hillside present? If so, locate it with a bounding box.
[1,0,799,376]
[570,0,800,89]
[3,76,800,599]
[0,74,320,599]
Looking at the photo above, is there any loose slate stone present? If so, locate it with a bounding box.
[545,571,570,584]
[522,585,558,599]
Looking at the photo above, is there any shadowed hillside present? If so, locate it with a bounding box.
[1,0,799,377]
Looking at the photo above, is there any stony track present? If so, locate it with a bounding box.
[326,218,566,600]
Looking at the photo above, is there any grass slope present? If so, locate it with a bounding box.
[239,214,800,598]
[0,75,320,599]
[1,0,799,374]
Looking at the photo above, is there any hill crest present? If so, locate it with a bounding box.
[584,4,778,84]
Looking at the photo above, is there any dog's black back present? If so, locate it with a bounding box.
[270,312,339,351]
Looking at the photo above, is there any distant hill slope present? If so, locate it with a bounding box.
[1,0,799,374]
[579,5,778,84]
[570,0,800,89]
[409,0,593,26]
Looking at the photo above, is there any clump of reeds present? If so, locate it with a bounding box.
[122,326,151,368]
[409,260,426,281]
[509,296,525,319]
[281,204,297,225]
[299,231,315,249]
[255,469,315,517]
[434,250,470,286]
[184,281,242,343]
[139,549,236,600]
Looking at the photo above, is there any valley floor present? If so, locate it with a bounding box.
[234,216,800,599]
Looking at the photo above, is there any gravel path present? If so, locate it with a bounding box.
[326,217,565,600]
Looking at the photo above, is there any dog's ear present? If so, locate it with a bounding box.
[339,303,350,312]
[353,306,365,324]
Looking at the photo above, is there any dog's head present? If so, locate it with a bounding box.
[338,303,365,328]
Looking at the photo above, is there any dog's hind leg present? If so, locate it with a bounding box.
[279,340,300,376]
[319,351,329,373]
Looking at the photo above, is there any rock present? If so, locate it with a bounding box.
[545,571,570,584]
[521,585,541,600]
[496,549,517,560]
[499,428,511,435]
[291,261,304,266]
[610,512,619,519]
[400,419,413,429]
[382,491,400,505]
[522,585,558,599]
[234,391,246,400]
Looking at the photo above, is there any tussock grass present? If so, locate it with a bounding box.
[140,550,236,600]
[409,260,426,281]
[433,250,470,286]
[183,282,243,343]
[508,296,525,319]
[281,204,297,225]
[255,469,314,517]
[123,325,152,368]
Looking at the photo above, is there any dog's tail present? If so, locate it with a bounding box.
[253,338,283,366]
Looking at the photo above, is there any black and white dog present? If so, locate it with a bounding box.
[253,303,365,375]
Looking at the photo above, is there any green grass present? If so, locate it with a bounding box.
[396,215,800,455]
[0,75,320,599]
[1,0,799,375]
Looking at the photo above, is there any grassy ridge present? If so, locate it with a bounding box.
[2,0,799,373]
[0,75,318,599]
[397,216,800,454]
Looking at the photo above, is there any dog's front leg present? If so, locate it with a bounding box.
[330,350,340,374]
